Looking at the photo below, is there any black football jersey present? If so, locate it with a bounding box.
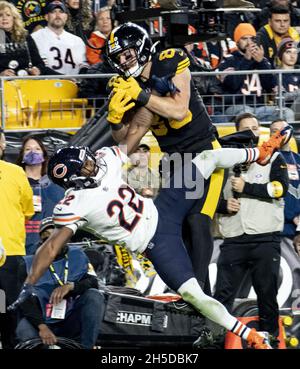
[139,48,215,154]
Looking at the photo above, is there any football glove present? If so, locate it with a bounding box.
[106,75,121,94]
[107,89,135,124]
[7,283,35,311]
[113,76,150,106]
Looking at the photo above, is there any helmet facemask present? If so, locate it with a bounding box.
[106,23,155,78]
[69,152,108,190]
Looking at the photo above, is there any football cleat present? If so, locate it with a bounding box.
[257,125,293,165]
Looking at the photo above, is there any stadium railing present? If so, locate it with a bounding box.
[0,69,299,132]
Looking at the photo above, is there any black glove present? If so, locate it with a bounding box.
[7,283,35,311]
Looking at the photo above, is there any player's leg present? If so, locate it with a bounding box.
[193,125,293,179]
[182,212,214,295]
[145,230,271,349]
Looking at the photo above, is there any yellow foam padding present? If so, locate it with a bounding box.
[270,180,284,198]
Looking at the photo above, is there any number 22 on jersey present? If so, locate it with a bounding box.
[107,185,144,232]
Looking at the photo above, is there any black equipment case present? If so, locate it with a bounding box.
[98,288,206,348]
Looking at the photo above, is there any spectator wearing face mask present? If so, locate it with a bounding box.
[15,135,64,255]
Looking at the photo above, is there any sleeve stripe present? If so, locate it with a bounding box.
[177,60,190,68]
[176,62,190,74]
[177,61,190,69]
[53,212,74,217]
[177,57,190,67]
[53,216,81,223]
[111,146,122,159]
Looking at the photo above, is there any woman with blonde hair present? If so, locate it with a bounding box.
[0,1,59,76]
[86,6,113,64]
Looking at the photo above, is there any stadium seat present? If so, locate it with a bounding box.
[2,79,88,130]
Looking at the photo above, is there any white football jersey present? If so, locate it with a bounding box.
[31,27,88,75]
[53,147,159,253]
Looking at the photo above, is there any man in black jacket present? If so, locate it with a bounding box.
[15,217,105,349]
[214,113,289,346]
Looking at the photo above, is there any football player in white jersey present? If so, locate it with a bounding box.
[31,1,88,75]
[9,140,291,348]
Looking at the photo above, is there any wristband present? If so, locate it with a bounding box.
[110,123,124,131]
[137,90,150,106]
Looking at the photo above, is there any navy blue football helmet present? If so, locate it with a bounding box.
[48,146,106,189]
[106,22,154,78]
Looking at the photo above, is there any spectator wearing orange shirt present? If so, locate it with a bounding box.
[86,7,113,65]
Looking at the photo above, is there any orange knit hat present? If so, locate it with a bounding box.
[233,23,256,43]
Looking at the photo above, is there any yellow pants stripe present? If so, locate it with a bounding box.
[200,140,224,219]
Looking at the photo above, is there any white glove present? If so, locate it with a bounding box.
[0,238,6,267]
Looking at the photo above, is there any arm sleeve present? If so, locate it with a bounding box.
[243,154,289,199]
[18,168,35,220]
[216,198,230,214]
[19,295,45,329]
[52,194,87,232]
[18,258,44,328]
[71,274,98,296]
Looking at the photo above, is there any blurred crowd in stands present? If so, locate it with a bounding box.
[1,0,300,349]
[2,0,300,122]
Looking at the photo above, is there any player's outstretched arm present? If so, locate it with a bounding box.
[7,227,73,311]
[27,227,73,285]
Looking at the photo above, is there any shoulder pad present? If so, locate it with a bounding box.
[151,48,190,79]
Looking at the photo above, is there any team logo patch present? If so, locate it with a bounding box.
[53,163,67,178]
[23,1,42,17]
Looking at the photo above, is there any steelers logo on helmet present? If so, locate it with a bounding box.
[106,22,154,78]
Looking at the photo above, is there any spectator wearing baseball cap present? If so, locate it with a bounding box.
[39,217,55,243]
[124,143,160,199]
[31,1,89,75]
[45,1,68,13]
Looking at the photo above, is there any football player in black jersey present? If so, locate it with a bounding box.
[105,22,225,294]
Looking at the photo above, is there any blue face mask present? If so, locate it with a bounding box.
[23,151,44,166]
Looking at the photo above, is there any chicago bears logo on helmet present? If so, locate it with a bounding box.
[53,163,68,179]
